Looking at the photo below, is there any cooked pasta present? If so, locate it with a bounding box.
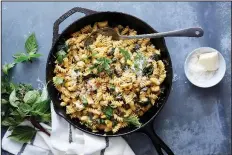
[53,21,167,133]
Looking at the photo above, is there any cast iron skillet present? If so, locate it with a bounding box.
[46,7,174,155]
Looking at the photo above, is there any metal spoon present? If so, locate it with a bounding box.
[84,27,204,47]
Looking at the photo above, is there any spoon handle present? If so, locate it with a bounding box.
[120,27,204,39]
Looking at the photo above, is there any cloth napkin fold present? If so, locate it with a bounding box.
[2,103,135,155]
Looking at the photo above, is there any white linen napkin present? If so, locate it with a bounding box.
[2,104,135,155]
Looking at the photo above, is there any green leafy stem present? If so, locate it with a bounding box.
[2,33,42,75]
[1,32,50,143]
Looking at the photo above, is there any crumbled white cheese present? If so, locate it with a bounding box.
[74,100,84,111]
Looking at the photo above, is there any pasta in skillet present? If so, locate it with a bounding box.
[53,21,166,133]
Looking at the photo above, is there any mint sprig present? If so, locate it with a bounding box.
[13,33,42,63]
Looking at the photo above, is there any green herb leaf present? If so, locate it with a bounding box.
[90,57,112,74]
[103,106,113,119]
[109,84,115,91]
[13,53,25,59]
[1,76,15,94]
[56,50,67,64]
[142,65,154,76]
[14,53,30,63]
[16,84,33,100]
[53,77,64,85]
[28,52,42,59]
[124,115,141,128]
[119,48,131,61]
[31,100,50,116]
[14,52,41,63]
[9,89,20,107]
[100,119,105,124]
[36,85,49,103]
[39,113,51,123]
[23,90,40,104]
[57,41,68,52]
[2,117,23,127]
[8,126,36,143]
[86,52,98,60]
[151,54,160,61]
[90,52,98,58]
[2,63,15,75]
[18,103,31,115]
[81,96,88,107]
[25,33,38,53]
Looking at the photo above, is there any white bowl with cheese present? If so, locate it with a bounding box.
[184,47,226,88]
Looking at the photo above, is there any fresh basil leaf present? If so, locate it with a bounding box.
[124,115,141,128]
[31,100,50,115]
[2,117,23,127]
[10,110,21,116]
[10,82,16,91]
[36,85,49,103]
[53,77,63,85]
[25,33,38,53]
[2,63,15,75]
[151,53,161,61]
[90,52,98,58]
[56,50,66,64]
[100,119,105,124]
[142,65,154,76]
[39,113,51,123]
[18,103,31,115]
[57,41,68,52]
[8,126,36,143]
[1,76,14,94]
[13,51,41,63]
[103,106,113,119]
[18,84,33,92]
[81,97,88,107]
[29,52,42,59]
[9,89,20,107]
[119,48,131,61]
[23,90,40,104]
[14,53,29,63]
[91,57,112,74]
[109,84,115,91]
[16,84,33,100]
[13,52,25,59]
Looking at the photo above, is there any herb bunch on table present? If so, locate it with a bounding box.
[1,33,51,143]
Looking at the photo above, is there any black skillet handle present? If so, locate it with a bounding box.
[140,121,174,155]
[53,7,97,45]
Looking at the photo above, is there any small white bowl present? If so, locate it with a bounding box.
[184,47,226,88]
